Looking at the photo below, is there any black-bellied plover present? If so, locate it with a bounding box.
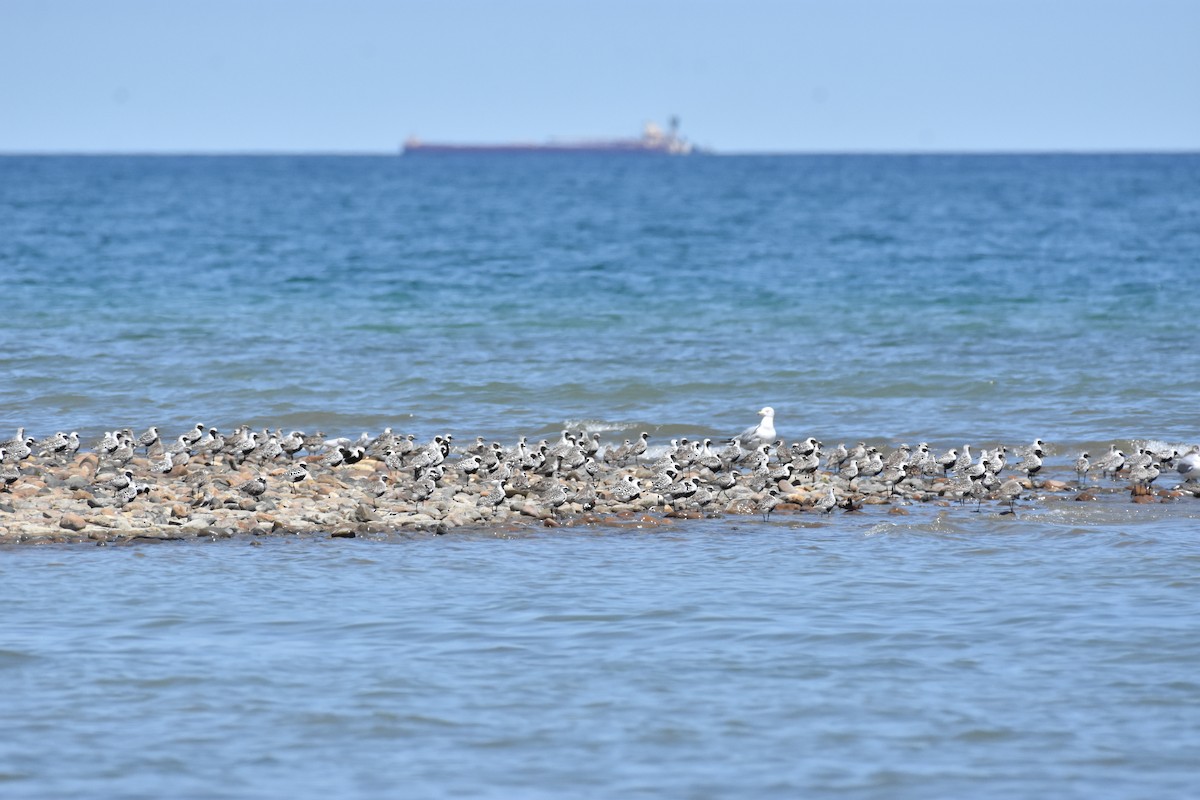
[1129,461,1160,490]
[233,432,260,463]
[0,450,19,492]
[938,448,958,476]
[709,470,738,498]
[628,432,649,466]
[105,469,134,491]
[648,467,679,497]
[135,426,160,452]
[301,431,327,453]
[114,483,139,508]
[605,439,631,465]
[150,450,175,475]
[842,457,860,486]
[792,451,821,483]
[662,476,697,509]
[1074,452,1091,484]
[96,430,121,455]
[320,446,347,469]
[878,463,906,495]
[997,478,1023,513]
[0,428,25,452]
[6,437,34,462]
[282,462,309,492]
[611,474,642,503]
[538,479,571,517]
[827,442,849,473]
[458,454,484,481]
[952,445,973,475]
[696,439,722,472]
[1096,445,1126,480]
[479,479,508,512]
[757,489,782,521]
[370,474,393,500]
[238,475,268,499]
[813,486,837,514]
[411,475,437,503]
[280,431,305,459]
[181,423,206,448]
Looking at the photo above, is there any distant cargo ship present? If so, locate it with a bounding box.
[403,117,701,156]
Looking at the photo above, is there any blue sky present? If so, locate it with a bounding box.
[3,0,1197,153]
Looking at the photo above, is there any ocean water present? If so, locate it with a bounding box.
[2,154,1198,448]
[2,154,1200,797]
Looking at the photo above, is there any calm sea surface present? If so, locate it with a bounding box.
[1,154,1199,797]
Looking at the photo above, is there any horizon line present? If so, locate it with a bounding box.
[1,148,1198,157]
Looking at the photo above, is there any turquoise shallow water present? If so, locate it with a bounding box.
[2,154,1200,797]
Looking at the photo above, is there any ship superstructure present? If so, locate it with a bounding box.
[403,118,700,156]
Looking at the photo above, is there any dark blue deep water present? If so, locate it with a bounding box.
[1,154,1199,797]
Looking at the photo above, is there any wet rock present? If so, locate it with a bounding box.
[1075,491,1097,501]
[59,513,87,531]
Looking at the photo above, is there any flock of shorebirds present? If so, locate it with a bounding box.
[2,405,1199,523]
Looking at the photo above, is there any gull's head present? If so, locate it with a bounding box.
[758,406,774,417]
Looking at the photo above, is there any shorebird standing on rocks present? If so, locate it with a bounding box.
[320,445,348,469]
[997,478,1023,513]
[479,479,508,513]
[952,445,973,476]
[627,432,650,466]
[813,486,837,514]
[5,437,34,462]
[757,489,782,522]
[827,443,849,473]
[610,474,642,503]
[282,462,309,493]
[150,450,175,475]
[411,474,437,504]
[0,449,19,492]
[180,424,206,448]
[1074,452,1091,484]
[1096,445,1126,480]
[538,478,571,518]
[1129,460,1160,490]
[135,426,160,453]
[279,431,305,459]
[0,428,25,452]
[237,475,268,499]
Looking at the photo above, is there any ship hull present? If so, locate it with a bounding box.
[404,141,688,156]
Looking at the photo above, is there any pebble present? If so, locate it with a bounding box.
[59,513,87,531]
